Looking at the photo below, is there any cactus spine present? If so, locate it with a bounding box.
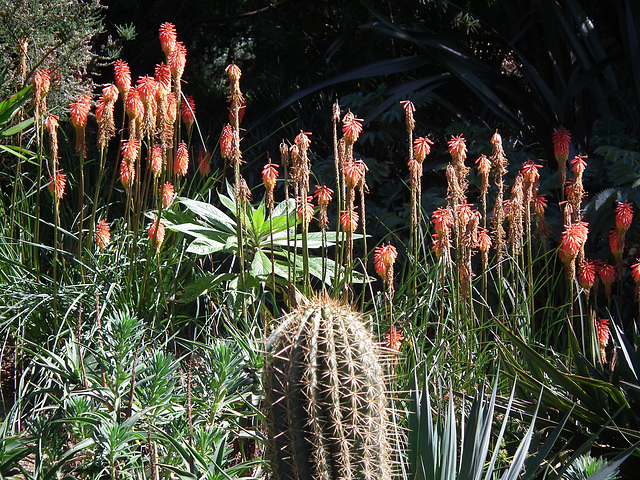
[263,298,392,480]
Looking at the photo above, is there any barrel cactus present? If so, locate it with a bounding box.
[263,297,392,480]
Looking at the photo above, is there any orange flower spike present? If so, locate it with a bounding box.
[578,259,596,290]
[119,159,135,191]
[121,138,140,162]
[154,63,172,95]
[531,193,547,216]
[521,159,542,185]
[159,182,175,208]
[149,145,163,178]
[344,159,367,189]
[166,93,177,123]
[570,155,587,175]
[413,137,434,163]
[385,325,404,352]
[174,141,189,177]
[314,185,334,207]
[374,243,398,278]
[168,41,187,80]
[596,318,610,348]
[229,96,247,125]
[125,88,144,120]
[196,147,210,176]
[159,22,177,56]
[342,111,364,143]
[475,154,491,175]
[297,196,314,224]
[552,127,571,164]
[33,68,51,98]
[136,76,157,105]
[181,95,196,131]
[559,221,589,258]
[103,84,119,104]
[43,114,59,134]
[114,59,131,96]
[447,134,467,161]
[477,227,492,252]
[340,207,359,232]
[95,219,111,250]
[431,207,453,234]
[220,124,233,160]
[48,170,67,199]
[148,219,166,252]
[615,202,633,234]
[400,100,415,113]
[262,163,279,191]
[69,95,91,128]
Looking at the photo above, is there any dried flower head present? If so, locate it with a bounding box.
[225,63,242,83]
[95,219,111,250]
[521,159,542,186]
[431,207,453,235]
[174,141,189,177]
[400,100,415,131]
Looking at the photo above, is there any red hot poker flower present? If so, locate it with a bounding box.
[578,259,596,290]
[342,111,363,143]
[114,59,131,95]
[374,243,398,278]
[95,219,111,250]
[197,147,210,176]
[174,141,189,177]
[314,185,334,207]
[521,159,542,185]
[159,22,177,56]
[344,159,367,189]
[220,124,233,159]
[596,318,610,350]
[447,134,467,161]
[48,170,66,199]
[385,325,404,352]
[168,42,186,79]
[262,163,279,191]
[340,207,359,232]
[475,154,491,175]
[181,95,196,131]
[570,155,587,175]
[615,202,633,234]
[552,127,571,164]
[413,137,434,163]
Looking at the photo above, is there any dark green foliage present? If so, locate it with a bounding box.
[263,298,392,480]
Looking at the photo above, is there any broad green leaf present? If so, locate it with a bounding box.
[178,197,236,231]
[1,117,33,136]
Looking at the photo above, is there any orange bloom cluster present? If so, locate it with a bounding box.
[159,182,175,208]
[597,262,616,299]
[174,141,189,177]
[344,159,367,189]
[632,259,640,299]
[297,196,314,224]
[552,127,571,165]
[577,259,596,290]
[447,134,467,162]
[95,219,111,250]
[197,147,210,176]
[570,155,587,175]
[114,59,131,95]
[148,218,166,252]
[559,221,589,259]
[48,170,66,200]
[374,243,398,279]
[314,185,333,229]
[262,162,279,211]
[340,208,359,232]
[342,111,363,143]
[220,124,233,160]
[149,145,163,178]
[413,137,433,163]
[596,318,610,362]
[181,95,196,132]
[385,325,404,352]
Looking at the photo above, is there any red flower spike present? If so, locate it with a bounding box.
[262,163,279,191]
[447,134,467,161]
[342,111,364,143]
[95,219,111,250]
[174,141,189,177]
[475,154,491,175]
[220,124,233,160]
[114,59,131,95]
[615,202,633,233]
[374,243,398,278]
[181,95,196,131]
[121,138,140,162]
[48,170,66,199]
[570,155,587,175]
[168,41,186,79]
[596,318,610,349]
[297,196,314,223]
[197,147,210,176]
[159,22,177,56]
[552,127,571,164]
[340,207,359,232]
[149,145,163,178]
[225,63,242,82]
[159,182,175,208]
[578,259,596,290]
[521,159,542,184]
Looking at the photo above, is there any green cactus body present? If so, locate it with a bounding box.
[263,298,392,480]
